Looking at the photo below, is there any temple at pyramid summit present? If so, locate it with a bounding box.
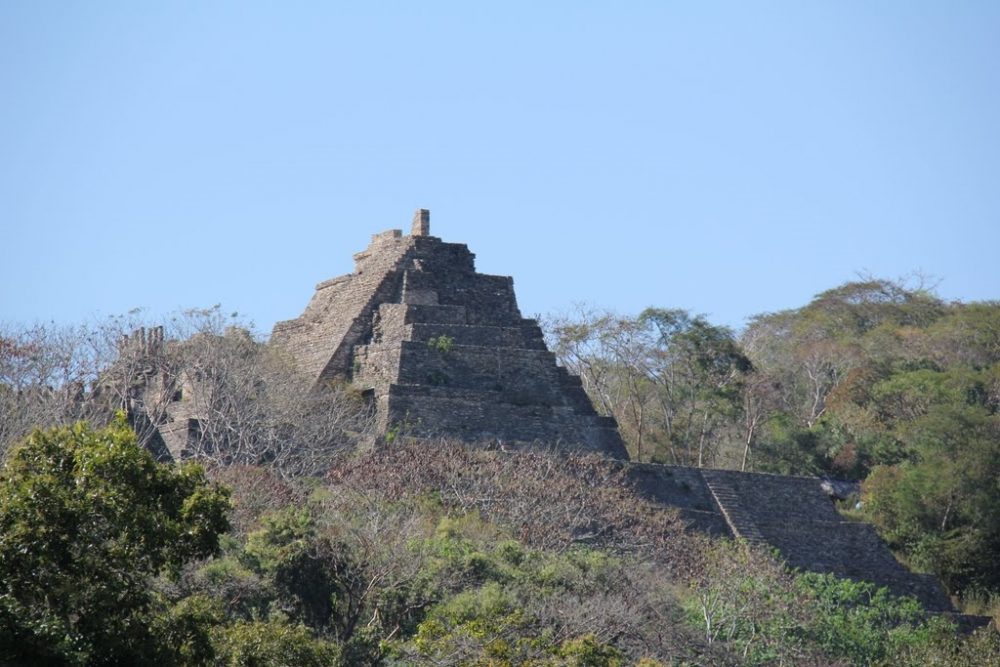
[270,209,629,459]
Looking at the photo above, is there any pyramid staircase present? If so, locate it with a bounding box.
[701,469,767,546]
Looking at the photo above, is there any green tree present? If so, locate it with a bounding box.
[639,308,750,466]
[0,417,231,665]
[547,307,750,465]
[863,397,1000,594]
[243,508,371,641]
[741,279,959,476]
[212,620,341,667]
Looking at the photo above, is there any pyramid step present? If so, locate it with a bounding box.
[405,322,547,349]
[270,211,629,460]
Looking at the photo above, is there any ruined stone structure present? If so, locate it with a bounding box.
[116,209,983,623]
[117,325,212,461]
[271,210,628,458]
[625,465,958,612]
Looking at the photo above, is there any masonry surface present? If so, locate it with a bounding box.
[271,209,628,458]
[624,465,961,613]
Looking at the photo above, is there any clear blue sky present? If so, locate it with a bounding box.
[3,2,998,334]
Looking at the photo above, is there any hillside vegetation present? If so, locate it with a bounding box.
[1,279,998,665]
[547,280,1000,602]
[2,423,998,665]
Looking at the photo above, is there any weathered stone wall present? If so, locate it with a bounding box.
[271,229,416,384]
[272,210,630,459]
[382,385,623,455]
[625,464,956,611]
[625,464,733,535]
[411,208,430,236]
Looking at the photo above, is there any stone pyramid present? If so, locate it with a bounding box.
[271,210,628,458]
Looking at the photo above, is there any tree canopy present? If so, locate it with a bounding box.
[547,281,1000,602]
[0,417,230,665]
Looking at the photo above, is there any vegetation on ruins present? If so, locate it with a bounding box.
[426,334,455,354]
[1,278,999,664]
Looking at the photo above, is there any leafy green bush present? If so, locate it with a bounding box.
[0,417,230,666]
[795,572,951,666]
[427,335,454,353]
[212,620,340,666]
[882,624,1000,667]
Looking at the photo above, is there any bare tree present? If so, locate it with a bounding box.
[0,321,115,458]
[545,305,621,417]
[739,371,780,472]
[121,308,373,476]
[1,307,374,475]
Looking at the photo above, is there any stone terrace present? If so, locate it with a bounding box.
[626,464,955,611]
[271,210,628,458]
